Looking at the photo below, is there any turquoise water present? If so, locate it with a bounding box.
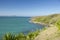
[0,17,43,39]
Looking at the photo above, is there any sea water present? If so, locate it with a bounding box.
[0,17,44,40]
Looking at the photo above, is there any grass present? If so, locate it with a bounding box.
[31,14,60,29]
[55,20,60,30]
[31,14,60,40]
[2,30,40,40]
[3,14,60,40]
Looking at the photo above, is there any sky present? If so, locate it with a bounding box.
[0,0,60,16]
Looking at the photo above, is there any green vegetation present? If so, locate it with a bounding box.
[3,30,40,40]
[31,14,60,29]
[3,14,60,40]
[55,20,60,30]
[31,14,60,40]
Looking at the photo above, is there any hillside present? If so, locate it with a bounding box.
[31,14,60,29]
[31,14,60,40]
[35,25,60,40]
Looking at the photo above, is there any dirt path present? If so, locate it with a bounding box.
[35,26,59,40]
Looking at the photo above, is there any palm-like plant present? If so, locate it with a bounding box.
[3,30,40,40]
[3,33,13,40]
[28,32,35,40]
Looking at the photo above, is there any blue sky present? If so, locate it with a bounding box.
[0,0,60,16]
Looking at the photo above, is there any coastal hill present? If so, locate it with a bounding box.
[31,14,60,40]
[31,14,60,29]
[2,14,60,40]
[31,14,60,24]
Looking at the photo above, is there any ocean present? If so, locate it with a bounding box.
[0,17,44,40]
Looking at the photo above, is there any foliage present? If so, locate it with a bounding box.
[3,33,14,40]
[55,20,60,30]
[31,14,60,30]
[31,14,60,24]
[3,30,40,40]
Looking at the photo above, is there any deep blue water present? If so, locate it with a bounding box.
[0,17,44,39]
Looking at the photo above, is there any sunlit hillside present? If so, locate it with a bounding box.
[31,14,60,40]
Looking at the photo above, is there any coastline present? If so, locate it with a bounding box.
[29,19,58,39]
[30,20,60,40]
[29,20,50,27]
[29,14,60,40]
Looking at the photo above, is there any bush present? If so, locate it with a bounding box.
[3,30,40,40]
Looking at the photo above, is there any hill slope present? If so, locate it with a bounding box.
[31,14,60,29]
[31,14,60,40]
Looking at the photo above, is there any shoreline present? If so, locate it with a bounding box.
[29,20,50,27]
[29,20,59,40]
[29,14,60,40]
[29,19,55,27]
